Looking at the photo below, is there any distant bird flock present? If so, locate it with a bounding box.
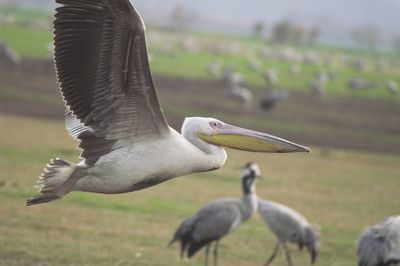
[1,2,398,111]
[6,0,398,265]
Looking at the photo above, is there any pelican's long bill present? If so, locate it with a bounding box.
[198,123,311,153]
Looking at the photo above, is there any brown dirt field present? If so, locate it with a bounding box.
[1,59,399,154]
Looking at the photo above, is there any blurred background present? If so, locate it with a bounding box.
[0,1,399,265]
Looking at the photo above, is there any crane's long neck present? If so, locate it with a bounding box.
[240,172,258,221]
[241,193,257,222]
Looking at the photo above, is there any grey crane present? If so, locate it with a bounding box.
[258,198,320,266]
[309,79,326,96]
[168,163,260,266]
[248,59,261,71]
[386,81,398,94]
[357,215,400,266]
[206,61,221,77]
[347,78,378,91]
[228,85,253,111]
[0,40,21,67]
[263,69,278,87]
[221,67,244,87]
[259,90,289,111]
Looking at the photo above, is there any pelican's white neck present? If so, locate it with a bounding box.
[181,117,227,168]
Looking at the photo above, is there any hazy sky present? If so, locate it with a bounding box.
[132,0,400,47]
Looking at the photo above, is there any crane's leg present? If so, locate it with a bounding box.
[213,240,220,266]
[264,240,280,266]
[282,242,293,266]
[204,244,210,266]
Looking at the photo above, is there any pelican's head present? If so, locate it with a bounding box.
[182,117,310,153]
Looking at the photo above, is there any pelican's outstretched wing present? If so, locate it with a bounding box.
[54,0,169,165]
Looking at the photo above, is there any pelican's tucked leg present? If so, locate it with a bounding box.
[265,240,280,266]
[204,244,210,266]
[213,240,220,266]
[282,241,293,266]
[26,159,86,206]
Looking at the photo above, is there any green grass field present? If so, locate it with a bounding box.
[0,25,51,59]
[1,113,399,266]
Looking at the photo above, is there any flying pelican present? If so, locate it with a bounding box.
[357,215,400,266]
[258,199,320,266]
[169,163,260,266]
[27,0,309,206]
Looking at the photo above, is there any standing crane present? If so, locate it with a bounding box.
[259,90,289,111]
[169,163,260,266]
[228,85,253,111]
[386,80,398,94]
[357,215,400,266]
[263,69,278,88]
[258,199,320,266]
[0,40,21,67]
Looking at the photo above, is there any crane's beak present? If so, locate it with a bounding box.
[198,123,310,153]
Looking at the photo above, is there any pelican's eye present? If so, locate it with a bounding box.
[209,121,221,128]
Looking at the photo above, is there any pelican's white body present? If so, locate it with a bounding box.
[74,127,227,194]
